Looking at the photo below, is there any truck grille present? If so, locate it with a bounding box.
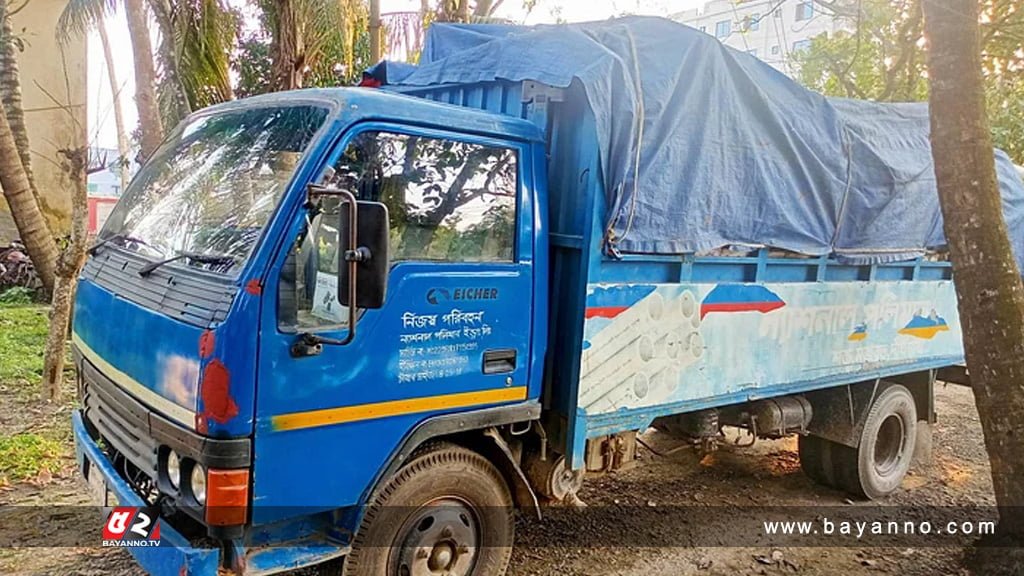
[80,358,159,479]
[81,248,236,328]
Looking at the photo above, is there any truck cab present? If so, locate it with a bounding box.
[73,88,549,575]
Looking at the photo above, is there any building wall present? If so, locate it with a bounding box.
[672,0,846,75]
[0,2,88,243]
[88,146,129,198]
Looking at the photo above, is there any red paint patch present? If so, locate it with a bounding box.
[201,360,238,425]
[198,330,215,358]
[699,300,786,319]
[245,279,262,296]
[584,306,629,319]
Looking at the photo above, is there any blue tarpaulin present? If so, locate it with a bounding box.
[373,16,1024,266]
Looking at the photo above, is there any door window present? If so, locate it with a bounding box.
[278,131,519,330]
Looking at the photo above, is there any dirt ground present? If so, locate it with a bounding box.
[0,382,999,576]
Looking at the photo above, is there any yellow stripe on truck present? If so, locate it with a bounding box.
[271,386,529,432]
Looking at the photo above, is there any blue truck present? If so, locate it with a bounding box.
[71,17,1024,576]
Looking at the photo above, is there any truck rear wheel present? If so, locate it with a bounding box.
[800,385,917,500]
[797,434,836,488]
[838,384,917,499]
[342,443,514,576]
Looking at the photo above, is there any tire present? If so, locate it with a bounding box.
[798,434,836,488]
[835,384,918,500]
[341,443,514,576]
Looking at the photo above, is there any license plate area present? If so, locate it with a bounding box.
[85,459,110,507]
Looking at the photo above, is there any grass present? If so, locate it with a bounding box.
[0,302,49,386]
[0,433,64,483]
[0,300,75,487]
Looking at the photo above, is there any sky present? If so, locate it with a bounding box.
[86,0,705,150]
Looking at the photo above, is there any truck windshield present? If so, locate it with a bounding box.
[98,104,330,275]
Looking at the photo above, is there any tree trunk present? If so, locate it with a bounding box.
[924,0,1024,542]
[124,0,165,160]
[98,19,131,193]
[271,0,303,91]
[0,93,57,294]
[369,0,381,63]
[0,2,39,203]
[149,0,192,126]
[41,147,88,401]
[474,0,494,17]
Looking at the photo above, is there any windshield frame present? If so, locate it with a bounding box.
[95,95,340,281]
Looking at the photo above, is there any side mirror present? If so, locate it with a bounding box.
[338,199,390,309]
[292,186,390,357]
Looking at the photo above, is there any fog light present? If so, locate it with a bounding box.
[166,451,181,488]
[191,464,207,505]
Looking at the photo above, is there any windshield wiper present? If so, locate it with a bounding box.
[138,250,238,277]
[87,233,149,256]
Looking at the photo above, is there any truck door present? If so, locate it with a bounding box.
[253,125,535,521]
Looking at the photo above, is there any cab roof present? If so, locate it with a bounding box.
[198,87,546,144]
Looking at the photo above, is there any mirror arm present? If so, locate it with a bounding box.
[291,185,360,358]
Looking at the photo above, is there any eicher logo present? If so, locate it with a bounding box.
[426,287,499,305]
[102,507,162,547]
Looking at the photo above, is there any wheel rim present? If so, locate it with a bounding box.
[873,414,906,477]
[390,496,480,576]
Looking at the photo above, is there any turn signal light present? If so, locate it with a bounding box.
[203,468,249,526]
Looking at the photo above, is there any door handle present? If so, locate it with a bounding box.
[482,349,517,374]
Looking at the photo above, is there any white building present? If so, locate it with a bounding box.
[672,0,848,75]
[87,146,133,198]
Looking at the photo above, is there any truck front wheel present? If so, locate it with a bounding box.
[342,443,514,576]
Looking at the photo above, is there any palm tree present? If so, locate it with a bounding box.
[59,0,166,160]
[1,0,58,294]
[97,20,131,191]
[1,1,39,200]
[261,0,368,91]
[176,0,236,109]
[144,0,238,128]
[148,0,194,126]
[58,5,132,191]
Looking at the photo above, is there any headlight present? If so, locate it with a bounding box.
[166,451,181,488]
[191,464,207,505]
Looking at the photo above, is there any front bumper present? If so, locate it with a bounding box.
[75,410,352,575]
[73,410,221,576]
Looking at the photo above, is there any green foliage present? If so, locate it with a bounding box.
[791,0,1024,163]
[234,34,273,99]
[0,287,35,306]
[792,0,926,102]
[234,0,372,95]
[59,0,237,117]
[56,0,117,45]
[0,433,64,482]
[988,76,1024,163]
[0,305,47,384]
[176,0,240,109]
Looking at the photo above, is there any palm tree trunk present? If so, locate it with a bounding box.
[149,0,192,126]
[271,0,303,91]
[924,0,1024,543]
[0,2,38,200]
[124,0,164,160]
[369,0,381,63]
[0,96,57,294]
[98,19,131,192]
